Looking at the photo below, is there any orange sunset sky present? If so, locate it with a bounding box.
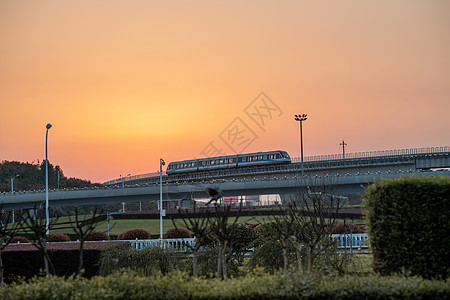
[1,0,449,183]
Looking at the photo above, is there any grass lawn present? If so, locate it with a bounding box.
[14,213,365,238]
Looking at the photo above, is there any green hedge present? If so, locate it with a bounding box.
[1,272,449,299]
[363,175,450,279]
[3,249,102,281]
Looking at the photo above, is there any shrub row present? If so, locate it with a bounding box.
[9,227,192,243]
[2,249,103,282]
[1,272,448,299]
[364,175,450,279]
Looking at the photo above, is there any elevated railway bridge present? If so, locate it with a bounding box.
[1,147,449,210]
[105,146,450,186]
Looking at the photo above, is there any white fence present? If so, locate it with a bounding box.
[331,233,370,249]
[130,238,196,251]
[129,234,370,252]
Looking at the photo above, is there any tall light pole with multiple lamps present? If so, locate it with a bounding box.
[11,174,20,223]
[159,158,165,240]
[45,123,52,234]
[294,114,307,176]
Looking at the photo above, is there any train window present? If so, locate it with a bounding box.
[219,159,223,164]
[259,155,263,160]
[276,154,281,159]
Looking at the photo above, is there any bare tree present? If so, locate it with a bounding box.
[273,178,343,273]
[69,207,105,275]
[290,190,341,272]
[208,201,242,280]
[173,202,212,277]
[22,207,58,276]
[0,208,22,289]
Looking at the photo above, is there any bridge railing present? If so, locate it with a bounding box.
[292,146,450,163]
[103,171,166,186]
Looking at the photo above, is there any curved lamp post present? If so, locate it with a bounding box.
[160,158,165,240]
[45,123,52,234]
[294,114,307,176]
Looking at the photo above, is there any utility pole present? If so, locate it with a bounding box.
[340,140,347,160]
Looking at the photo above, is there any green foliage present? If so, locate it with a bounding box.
[99,244,189,276]
[364,175,450,279]
[0,272,449,299]
[249,221,302,273]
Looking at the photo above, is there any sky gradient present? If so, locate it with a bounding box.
[1,0,449,183]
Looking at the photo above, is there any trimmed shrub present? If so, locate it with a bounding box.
[118,229,151,240]
[331,222,365,234]
[1,272,449,299]
[163,228,192,239]
[364,175,450,279]
[46,233,71,242]
[3,249,103,282]
[83,230,110,241]
[9,236,30,243]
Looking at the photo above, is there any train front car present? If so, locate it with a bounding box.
[236,150,291,167]
[166,150,291,175]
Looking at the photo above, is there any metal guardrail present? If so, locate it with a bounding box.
[292,146,450,163]
[103,171,166,186]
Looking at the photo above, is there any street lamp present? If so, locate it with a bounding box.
[294,114,307,176]
[45,123,52,234]
[11,174,20,223]
[159,158,165,240]
[120,173,130,188]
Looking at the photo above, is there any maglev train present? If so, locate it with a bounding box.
[166,150,291,175]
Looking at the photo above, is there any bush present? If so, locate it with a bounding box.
[46,233,70,242]
[99,245,189,276]
[118,229,151,240]
[3,249,103,281]
[9,236,30,243]
[331,222,365,234]
[1,272,449,299]
[83,230,110,241]
[163,228,192,239]
[364,175,450,279]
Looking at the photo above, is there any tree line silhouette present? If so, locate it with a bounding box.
[0,160,101,193]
